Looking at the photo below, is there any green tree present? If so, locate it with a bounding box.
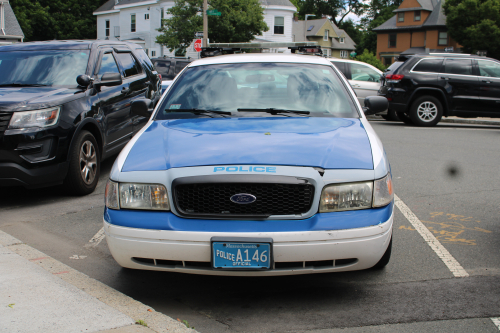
[444,0,500,59]
[339,19,362,45]
[10,0,105,41]
[354,49,386,70]
[156,0,268,55]
[296,0,367,26]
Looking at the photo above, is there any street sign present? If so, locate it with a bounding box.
[350,52,357,58]
[194,39,202,52]
[207,9,221,16]
[195,31,204,38]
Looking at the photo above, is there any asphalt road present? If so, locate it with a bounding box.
[1,120,499,332]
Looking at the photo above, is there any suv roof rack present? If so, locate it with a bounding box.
[201,42,322,58]
[428,53,471,56]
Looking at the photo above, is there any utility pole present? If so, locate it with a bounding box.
[203,0,208,47]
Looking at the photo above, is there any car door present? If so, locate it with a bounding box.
[95,49,135,153]
[114,49,150,134]
[438,58,479,113]
[477,59,500,114]
[349,62,382,105]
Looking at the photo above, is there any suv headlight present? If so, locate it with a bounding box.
[105,180,170,211]
[319,173,393,213]
[8,106,60,129]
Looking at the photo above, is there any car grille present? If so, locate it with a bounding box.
[174,181,315,218]
[0,112,12,136]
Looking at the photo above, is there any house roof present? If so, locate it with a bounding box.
[2,2,24,37]
[259,0,295,7]
[292,18,356,50]
[95,0,296,13]
[373,0,445,31]
[422,0,446,26]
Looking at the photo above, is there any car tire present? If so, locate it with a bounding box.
[409,96,443,127]
[63,130,101,195]
[396,111,413,125]
[372,236,392,270]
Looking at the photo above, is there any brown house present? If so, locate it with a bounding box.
[373,0,461,65]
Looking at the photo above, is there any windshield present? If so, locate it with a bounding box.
[156,63,358,119]
[0,50,90,87]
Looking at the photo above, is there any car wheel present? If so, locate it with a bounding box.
[371,236,392,270]
[64,130,100,195]
[409,96,443,127]
[396,111,413,125]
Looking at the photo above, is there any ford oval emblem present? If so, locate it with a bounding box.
[230,193,257,204]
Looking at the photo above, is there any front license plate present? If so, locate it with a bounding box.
[212,241,271,269]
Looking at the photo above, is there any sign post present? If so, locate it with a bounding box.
[203,0,208,48]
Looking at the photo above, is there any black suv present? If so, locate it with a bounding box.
[151,56,193,81]
[378,53,500,126]
[0,40,161,194]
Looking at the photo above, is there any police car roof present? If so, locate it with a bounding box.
[188,53,334,68]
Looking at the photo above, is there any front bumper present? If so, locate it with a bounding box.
[104,207,393,276]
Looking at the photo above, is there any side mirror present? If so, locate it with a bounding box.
[131,99,153,118]
[76,75,91,87]
[363,96,388,115]
[95,72,122,87]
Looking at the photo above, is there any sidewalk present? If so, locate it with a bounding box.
[0,230,195,333]
[368,115,500,126]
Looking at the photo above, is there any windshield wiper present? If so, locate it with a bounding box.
[0,83,50,87]
[237,108,310,115]
[172,108,232,116]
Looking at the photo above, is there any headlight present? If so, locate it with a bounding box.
[105,180,170,211]
[8,106,60,129]
[373,173,393,207]
[319,173,393,213]
[319,182,373,212]
[119,183,169,210]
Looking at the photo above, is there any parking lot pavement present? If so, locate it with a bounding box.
[0,118,499,333]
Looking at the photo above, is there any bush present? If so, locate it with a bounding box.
[354,49,386,71]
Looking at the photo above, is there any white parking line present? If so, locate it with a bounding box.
[84,227,105,248]
[394,194,469,278]
[491,318,500,330]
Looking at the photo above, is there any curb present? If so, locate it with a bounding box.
[367,115,500,126]
[0,230,196,333]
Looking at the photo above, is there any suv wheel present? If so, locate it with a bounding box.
[396,111,413,125]
[410,96,443,127]
[64,130,101,195]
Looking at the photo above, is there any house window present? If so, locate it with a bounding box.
[340,37,345,43]
[131,14,136,32]
[151,50,156,57]
[414,10,421,21]
[274,16,284,34]
[145,13,149,20]
[105,20,110,37]
[340,50,348,58]
[388,34,397,48]
[438,31,448,45]
[324,29,329,41]
[398,12,404,22]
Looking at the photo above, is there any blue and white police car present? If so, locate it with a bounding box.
[104,53,393,276]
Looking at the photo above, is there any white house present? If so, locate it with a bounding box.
[93,0,296,58]
[0,0,24,45]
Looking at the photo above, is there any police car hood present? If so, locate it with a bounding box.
[121,117,373,172]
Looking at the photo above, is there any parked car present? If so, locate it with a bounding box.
[378,53,500,126]
[151,56,193,93]
[330,59,385,112]
[0,40,161,194]
[104,54,393,276]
